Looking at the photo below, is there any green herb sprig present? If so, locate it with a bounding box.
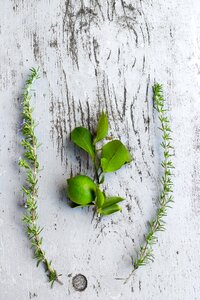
[67,112,133,216]
[125,83,174,282]
[19,68,62,287]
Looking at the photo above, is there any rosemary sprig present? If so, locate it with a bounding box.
[125,83,174,282]
[19,68,62,287]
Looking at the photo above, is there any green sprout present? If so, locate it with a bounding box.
[66,112,133,216]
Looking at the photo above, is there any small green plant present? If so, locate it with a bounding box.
[19,68,62,287]
[125,83,174,282]
[66,112,133,216]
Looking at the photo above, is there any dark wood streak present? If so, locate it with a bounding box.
[142,55,146,74]
[33,32,40,62]
[117,47,120,64]
[123,84,127,118]
[145,19,151,45]
[94,0,105,21]
[49,89,67,164]
[63,69,72,134]
[105,75,118,133]
[106,0,116,21]
[78,99,85,126]
[49,92,55,142]
[93,37,100,65]
[102,73,109,115]
[94,68,101,113]
[63,0,79,68]
[140,25,146,45]
[71,95,77,127]
[139,3,151,45]
[119,0,138,46]
[132,57,137,69]
[130,102,143,182]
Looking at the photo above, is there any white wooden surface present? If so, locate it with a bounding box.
[1,1,200,299]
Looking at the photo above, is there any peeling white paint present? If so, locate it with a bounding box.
[1,0,200,299]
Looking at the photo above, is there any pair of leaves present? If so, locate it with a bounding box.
[70,112,108,160]
[71,112,132,173]
[95,187,124,216]
[67,175,124,216]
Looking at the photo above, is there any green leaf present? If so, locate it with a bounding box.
[95,187,104,208]
[71,127,95,159]
[102,196,124,208]
[67,175,96,205]
[94,111,109,144]
[18,158,30,169]
[101,140,132,172]
[100,204,122,216]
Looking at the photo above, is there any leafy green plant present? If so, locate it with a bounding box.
[19,68,62,287]
[67,112,133,216]
[125,83,174,282]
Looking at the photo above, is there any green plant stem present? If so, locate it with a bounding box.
[93,157,100,184]
[125,83,174,283]
[93,144,102,185]
[92,143,105,216]
[19,68,62,287]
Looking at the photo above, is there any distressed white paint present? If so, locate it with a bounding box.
[1,0,200,299]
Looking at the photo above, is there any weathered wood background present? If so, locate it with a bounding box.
[1,1,200,299]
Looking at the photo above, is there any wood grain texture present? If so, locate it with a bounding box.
[0,0,200,299]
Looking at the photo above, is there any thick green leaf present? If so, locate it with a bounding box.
[100,204,122,216]
[71,127,95,159]
[94,111,109,144]
[67,175,96,205]
[95,187,104,208]
[102,196,124,208]
[101,140,132,172]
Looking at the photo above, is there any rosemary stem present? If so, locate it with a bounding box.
[19,68,61,287]
[93,143,101,185]
[126,83,174,281]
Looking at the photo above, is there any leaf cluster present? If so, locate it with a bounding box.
[67,112,133,216]
[19,68,61,287]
